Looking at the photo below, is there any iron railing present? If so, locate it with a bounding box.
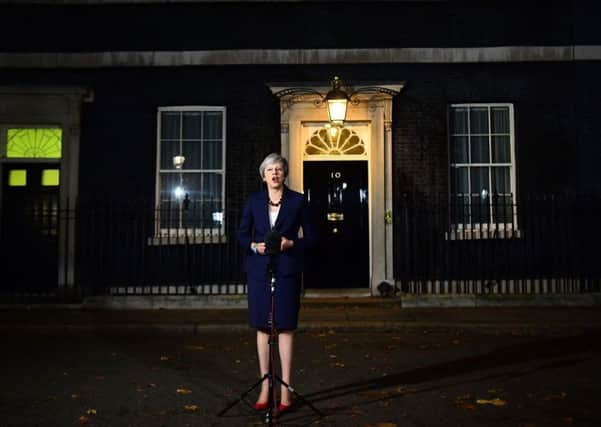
[394,194,601,294]
[1,195,600,302]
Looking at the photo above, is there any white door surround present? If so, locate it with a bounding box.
[0,86,91,288]
[268,82,404,295]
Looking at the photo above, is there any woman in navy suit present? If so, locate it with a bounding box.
[237,153,316,412]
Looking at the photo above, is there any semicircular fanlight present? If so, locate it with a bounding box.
[305,127,366,156]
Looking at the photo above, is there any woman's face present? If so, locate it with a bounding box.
[263,161,285,190]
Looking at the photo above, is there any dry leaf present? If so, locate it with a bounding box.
[561,417,574,424]
[543,392,567,401]
[85,408,97,415]
[176,388,193,395]
[451,339,461,345]
[148,383,158,388]
[186,345,205,351]
[476,398,507,406]
[184,404,198,412]
[329,354,337,359]
[95,376,105,381]
[454,394,476,411]
[160,356,170,361]
[78,415,89,425]
[71,394,80,400]
[332,362,345,368]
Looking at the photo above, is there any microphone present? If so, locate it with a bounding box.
[264,229,282,255]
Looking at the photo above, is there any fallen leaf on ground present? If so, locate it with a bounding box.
[184,404,199,412]
[454,394,476,411]
[71,394,80,399]
[476,398,507,406]
[561,416,574,424]
[176,388,193,395]
[78,416,89,425]
[95,376,105,381]
[186,345,205,351]
[451,339,461,345]
[160,355,171,361]
[543,392,567,401]
[331,362,345,368]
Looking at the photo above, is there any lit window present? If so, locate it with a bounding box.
[449,104,518,235]
[41,169,60,186]
[156,107,226,238]
[8,169,27,186]
[7,128,62,158]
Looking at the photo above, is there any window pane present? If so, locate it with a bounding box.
[203,111,223,139]
[203,140,223,169]
[450,107,468,134]
[450,166,468,195]
[182,112,202,139]
[451,136,468,163]
[470,107,489,134]
[470,136,489,163]
[161,112,180,139]
[492,167,510,194]
[492,194,514,224]
[159,173,181,201]
[182,141,202,169]
[470,167,490,197]
[491,107,509,133]
[160,140,180,169]
[182,173,202,202]
[8,169,27,186]
[182,173,202,228]
[492,136,510,163]
[7,128,62,158]
[41,169,60,186]
[202,173,223,228]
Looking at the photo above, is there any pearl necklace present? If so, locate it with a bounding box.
[268,196,282,207]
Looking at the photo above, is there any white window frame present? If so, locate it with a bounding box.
[447,103,519,239]
[153,106,226,243]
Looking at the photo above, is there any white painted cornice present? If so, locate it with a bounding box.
[1,46,600,69]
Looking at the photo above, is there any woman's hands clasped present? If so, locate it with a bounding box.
[251,237,294,255]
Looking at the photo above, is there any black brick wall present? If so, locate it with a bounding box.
[1,1,598,52]
[0,60,599,207]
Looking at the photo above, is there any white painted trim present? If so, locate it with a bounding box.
[1,46,599,69]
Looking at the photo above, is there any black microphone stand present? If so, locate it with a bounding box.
[218,253,322,425]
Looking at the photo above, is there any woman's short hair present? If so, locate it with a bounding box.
[259,153,289,179]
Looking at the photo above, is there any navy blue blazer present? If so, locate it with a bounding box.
[237,186,317,279]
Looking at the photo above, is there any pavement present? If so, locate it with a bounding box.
[2,295,601,335]
[2,297,601,426]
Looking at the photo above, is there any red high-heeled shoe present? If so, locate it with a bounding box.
[278,401,293,413]
[254,401,269,411]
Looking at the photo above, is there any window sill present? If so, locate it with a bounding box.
[445,227,521,240]
[147,232,227,246]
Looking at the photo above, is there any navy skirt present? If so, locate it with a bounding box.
[247,272,302,330]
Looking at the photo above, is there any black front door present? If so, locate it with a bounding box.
[303,161,369,288]
[1,163,60,291]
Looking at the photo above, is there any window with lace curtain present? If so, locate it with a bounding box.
[448,104,518,238]
[155,106,225,240]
